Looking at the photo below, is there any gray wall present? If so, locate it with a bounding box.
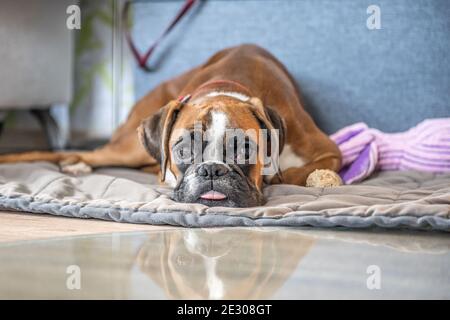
[133,0,450,134]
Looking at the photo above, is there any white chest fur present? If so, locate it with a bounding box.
[278,144,307,171]
[263,144,307,183]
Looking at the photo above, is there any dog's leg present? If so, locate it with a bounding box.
[0,64,202,174]
[59,157,93,175]
[271,153,341,186]
[0,131,155,175]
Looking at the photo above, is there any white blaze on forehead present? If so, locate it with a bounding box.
[204,111,228,162]
[204,91,250,102]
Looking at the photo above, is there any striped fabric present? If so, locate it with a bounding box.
[330,118,450,184]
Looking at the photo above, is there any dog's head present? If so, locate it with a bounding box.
[138,95,285,207]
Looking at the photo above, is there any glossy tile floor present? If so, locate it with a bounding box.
[0,227,449,299]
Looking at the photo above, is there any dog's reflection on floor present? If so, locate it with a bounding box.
[136,229,315,299]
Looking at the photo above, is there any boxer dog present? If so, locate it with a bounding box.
[0,45,341,207]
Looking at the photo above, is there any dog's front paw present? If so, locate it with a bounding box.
[306,169,342,187]
[60,161,92,175]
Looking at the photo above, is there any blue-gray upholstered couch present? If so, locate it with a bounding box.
[132,0,449,134]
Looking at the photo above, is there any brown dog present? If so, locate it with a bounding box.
[0,44,341,207]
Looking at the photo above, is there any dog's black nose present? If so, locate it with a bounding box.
[196,163,230,179]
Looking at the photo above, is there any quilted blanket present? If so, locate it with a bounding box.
[0,162,449,230]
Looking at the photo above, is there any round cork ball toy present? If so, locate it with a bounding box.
[306,169,343,188]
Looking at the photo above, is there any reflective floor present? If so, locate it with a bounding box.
[0,227,449,299]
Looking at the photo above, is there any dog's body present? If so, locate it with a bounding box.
[0,45,341,207]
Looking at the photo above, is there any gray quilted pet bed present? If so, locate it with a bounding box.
[0,162,449,231]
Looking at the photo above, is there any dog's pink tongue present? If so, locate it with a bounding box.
[200,191,227,200]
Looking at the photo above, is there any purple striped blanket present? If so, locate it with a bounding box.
[330,118,450,184]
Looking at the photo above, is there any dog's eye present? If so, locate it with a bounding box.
[174,145,192,163]
[178,148,189,159]
[229,137,254,164]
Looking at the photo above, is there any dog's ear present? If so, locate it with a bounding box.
[249,97,286,182]
[138,100,184,181]
[264,106,286,153]
[249,97,286,152]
